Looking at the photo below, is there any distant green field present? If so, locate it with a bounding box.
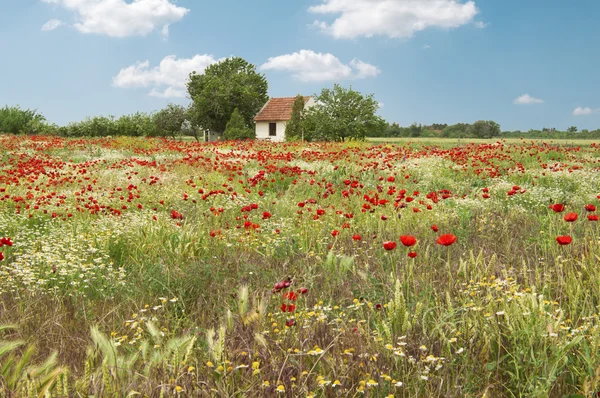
[366,136,599,146]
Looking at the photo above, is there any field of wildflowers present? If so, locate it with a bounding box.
[0,135,599,397]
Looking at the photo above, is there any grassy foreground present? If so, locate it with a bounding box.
[0,135,599,397]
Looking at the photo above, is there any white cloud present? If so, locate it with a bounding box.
[160,24,169,40]
[149,87,187,98]
[349,59,381,78]
[41,19,64,31]
[41,0,189,38]
[474,21,488,29]
[113,54,218,98]
[308,0,479,39]
[260,50,380,81]
[573,106,600,116]
[423,44,431,49]
[513,94,544,105]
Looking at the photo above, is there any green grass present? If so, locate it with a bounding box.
[367,136,599,146]
[0,134,599,397]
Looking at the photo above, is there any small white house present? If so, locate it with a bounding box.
[254,96,315,142]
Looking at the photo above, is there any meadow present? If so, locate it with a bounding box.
[0,135,599,397]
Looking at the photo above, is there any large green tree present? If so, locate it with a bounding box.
[187,57,268,133]
[153,103,187,139]
[284,95,306,141]
[468,120,501,138]
[304,84,385,142]
[224,108,255,140]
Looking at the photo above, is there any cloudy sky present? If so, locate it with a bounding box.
[0,0,598,131]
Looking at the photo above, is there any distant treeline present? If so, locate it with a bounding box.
[0,104,203,140]
[2,104,600,140]
[370,122,600,140]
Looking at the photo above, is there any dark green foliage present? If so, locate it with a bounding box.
[429,123,448,131]
[224,108,255,140]
[0,105,46,134]
[304,84,385,142]
[408,123,423,137]
[53,113,156,137]
[115,112,157,137]
[467,120,501,138]
[153,103,187,139]
[384,122,404,137]
[285,95,306,141]
[187,57,268,134]
[442,123,472,138]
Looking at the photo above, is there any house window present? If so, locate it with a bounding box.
[269,123,277,136]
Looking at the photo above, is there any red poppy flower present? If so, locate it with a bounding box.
[556,236,572,245]
[564,212,578,222]
[0,252,3,261]
[588,215,599,221]
[375,303,382,310]
[0,237,13,247]
[383,241,397,250]
[436,234,457,246]
[551,204,565,213]
[170,210,183,220]
[352,234,362,241]
[331,229,340,237]
[285,319,296,327]
[272,278,292,293]
[283,291,298,301]
[584,204,596,212]
[281,303,296,313]
[298,287,308,295]
[262,211,272,219]
[431,225,439,232]
[408,251,417,258]
[400,235,417,247]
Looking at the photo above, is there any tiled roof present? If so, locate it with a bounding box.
[254,97,311,122]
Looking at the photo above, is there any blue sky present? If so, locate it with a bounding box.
[0,0,599,131]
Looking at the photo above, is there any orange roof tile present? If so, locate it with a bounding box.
[254,96,311,122]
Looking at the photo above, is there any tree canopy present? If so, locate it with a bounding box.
[224,108,255,140]
[187,57,268,133]
[153,103,187,139]
[0,105,46,135]
[303,84,385,142]
[284,95,306,141]
[468,120,501,138]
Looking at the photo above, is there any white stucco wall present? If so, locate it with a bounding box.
[255,97,316,142]
[256,121,287,142]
